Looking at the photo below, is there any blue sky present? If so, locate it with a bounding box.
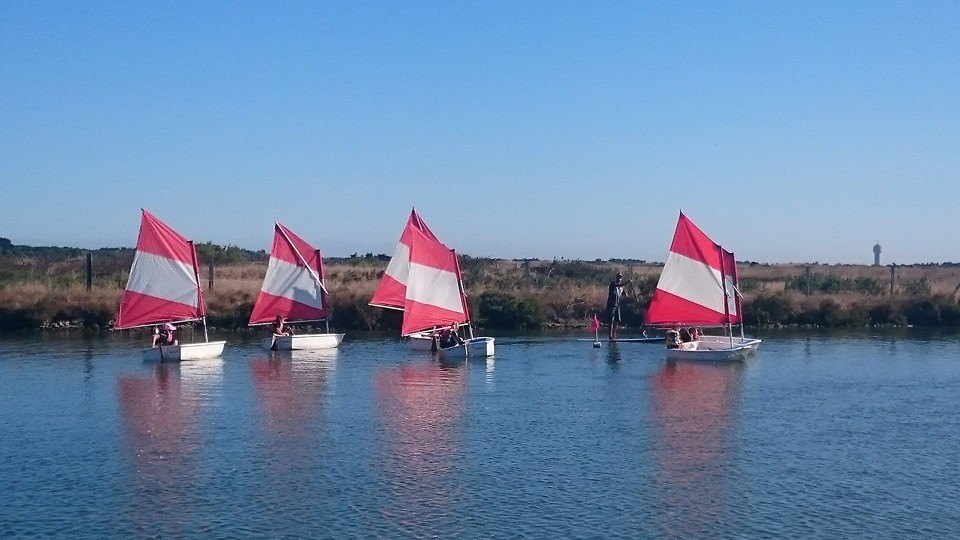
[2,1,958,264]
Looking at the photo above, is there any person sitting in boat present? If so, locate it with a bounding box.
[152,323,178,348]
[438,323,465,349]
[679,327,692,343]
[271,314,293,336]
[665,327,682,349]
[691,326,702,341]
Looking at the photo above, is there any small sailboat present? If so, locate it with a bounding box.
[115,210,226,361]
[248,223,344,350]
[370,208,439,350]
[371,209,495,357]
[644,212,761,362]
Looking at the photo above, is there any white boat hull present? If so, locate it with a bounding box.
[664,335,761,362]
[262,333,345,350]
[408,331,436,351]
[142,341,226,362]
[438,337,496,359]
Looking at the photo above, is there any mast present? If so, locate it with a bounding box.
[189,240,209,343]
[317,248,330,333]
[731,252,745,341]
[717,242,733,347]
[451,248,474,339]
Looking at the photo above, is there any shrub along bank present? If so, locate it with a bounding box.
[1,251,960,331]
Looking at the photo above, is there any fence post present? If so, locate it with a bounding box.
[889,264,896,295]
[86,252,93,292]
[208,260,214,290]
[804,265,811,295]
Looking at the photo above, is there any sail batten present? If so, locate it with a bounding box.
[115,210,204,330]
[249,223,328,325]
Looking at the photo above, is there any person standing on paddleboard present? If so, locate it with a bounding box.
[606,272,631,340]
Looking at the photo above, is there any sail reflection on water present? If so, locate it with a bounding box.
[649,360,744,537]
[251,349,335,445]
[116,358,223,533]
[374,359,467,535]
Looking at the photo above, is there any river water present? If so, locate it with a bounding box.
[1,329,959,538]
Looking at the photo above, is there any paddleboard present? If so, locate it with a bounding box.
[577,337,662,343]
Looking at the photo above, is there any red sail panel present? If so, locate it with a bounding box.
[370,209,439,310]
[401,226,468,335]
[116,210,202,329]
[249,223,327,325]
[136,209,196,265]
[645,212,738,327]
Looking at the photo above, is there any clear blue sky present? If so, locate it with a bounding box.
[2,1,958,264]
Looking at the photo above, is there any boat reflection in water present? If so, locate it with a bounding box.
[649,359,744,537]
[374,357,467,536]
[116,358,223,534]
[251,349,336,451]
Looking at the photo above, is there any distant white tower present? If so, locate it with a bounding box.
[873,243,881,266]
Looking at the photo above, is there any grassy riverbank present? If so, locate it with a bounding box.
[2,244,960,331]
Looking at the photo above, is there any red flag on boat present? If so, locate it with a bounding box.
[588,313,600,332]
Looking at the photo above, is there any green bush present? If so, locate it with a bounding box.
[477,291,546,330]
[744,294,795,326]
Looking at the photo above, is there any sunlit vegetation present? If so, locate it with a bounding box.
[2,239,960,330]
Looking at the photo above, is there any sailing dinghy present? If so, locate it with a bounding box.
[644,212,761,362]
[249,223,344,350]
[370,209,439,350]
[115,210,226,361]
[371,209,495,358]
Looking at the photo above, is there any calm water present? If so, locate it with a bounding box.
[2,329,960,538]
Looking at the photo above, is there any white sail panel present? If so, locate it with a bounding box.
[260,257,324,310]
[125,251,200,308]
[406,262,465,314]
[657,252,726,315]
[383,242,411,285]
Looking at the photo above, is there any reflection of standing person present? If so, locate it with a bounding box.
[606,273,631,340]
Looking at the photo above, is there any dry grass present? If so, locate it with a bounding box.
[3,259,960,328]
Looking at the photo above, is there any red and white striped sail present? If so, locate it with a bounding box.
[115,210,204,330]
[249,223,327,325]
[401,226,469,336]
[645,213,741,327]
[370,209,439,311]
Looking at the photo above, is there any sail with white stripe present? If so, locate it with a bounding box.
[645,212,740,327]
[115,210,205,329]
[369,209,439,311]
[401,225,469,336]
[249,223,328,325]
